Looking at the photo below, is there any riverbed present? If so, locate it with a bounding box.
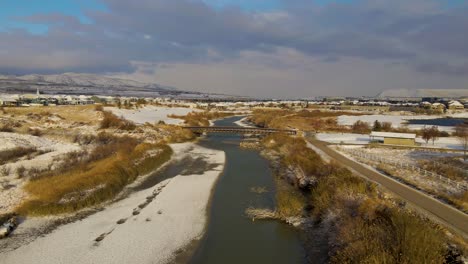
[190,116,306,264]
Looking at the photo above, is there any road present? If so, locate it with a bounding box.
[306,136,468,238]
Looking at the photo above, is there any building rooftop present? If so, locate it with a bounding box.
[370,131,416,139]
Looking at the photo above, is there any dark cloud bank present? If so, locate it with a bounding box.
[1,0,467,97]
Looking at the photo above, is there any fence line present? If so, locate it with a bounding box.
[345,149,468,192]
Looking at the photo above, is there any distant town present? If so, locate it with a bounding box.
[1,88,467,114]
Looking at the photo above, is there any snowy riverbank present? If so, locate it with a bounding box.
[234,116,254,127]
[1,143,225,264]
[104,106,200,125]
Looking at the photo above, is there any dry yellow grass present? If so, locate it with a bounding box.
[7,105,100,125]
[16,142,172,215]
[168,111,234,126]
[249,109,359,132]
[275,185,305,218]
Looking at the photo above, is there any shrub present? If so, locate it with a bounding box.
[0,124,14,132]
[73,133,97,145]
[331,208,446,263]
[100,111,136,130]
[249,109,359,132]
[0,166,10,176]
[381,122,393,131]
[275,175,306,218]
[0,147,36,165]
[438,131,450,137]
[168,111,234,127]
[351,120,371,134]
[16,166,26,178]
[418,159,466,181]
[262,133,328,178]
[28,167,47,180]
[94,104,104,111]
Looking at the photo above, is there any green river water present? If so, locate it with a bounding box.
[190,116,307,264]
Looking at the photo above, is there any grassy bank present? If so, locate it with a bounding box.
[258,132,455,262]
[249,109,361,132]
[16,135,172,216]
[169,111,235,126]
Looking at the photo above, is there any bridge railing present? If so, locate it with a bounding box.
[183,126,297,135]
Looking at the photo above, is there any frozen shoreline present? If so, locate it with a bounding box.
[1,142,225,264]
[234,116,254,127]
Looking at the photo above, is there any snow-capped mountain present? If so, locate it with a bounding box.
[0,73,177,97]
[0,73,172,89]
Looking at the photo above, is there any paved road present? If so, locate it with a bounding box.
[306,137,468,238]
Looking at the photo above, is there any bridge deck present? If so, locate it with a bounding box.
[184,126,297,135]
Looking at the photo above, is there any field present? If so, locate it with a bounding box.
[335,145,468,212]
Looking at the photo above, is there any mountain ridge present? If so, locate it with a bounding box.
[378,89,468,98]
[0,73,175,90]
[0,73,181,97]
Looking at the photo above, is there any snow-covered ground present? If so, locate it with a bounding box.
[335,145,465,198]
[338,112,467,132]
[2,143,225,264]
[234,116,255,128]
[316,133,372,145]
[316,132,464,150]
[0,132,81,215]
[105,106,200,125]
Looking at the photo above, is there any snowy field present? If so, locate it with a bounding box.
[0,132,82,215]
[334,146,464,198]
[338,112,467,132]
[316,132,464,150]
[105,106,200,125]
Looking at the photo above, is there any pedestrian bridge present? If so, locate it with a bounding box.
[184,126,297,135]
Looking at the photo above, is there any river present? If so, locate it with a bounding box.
[190,116,306,264]
[407,118,467,127]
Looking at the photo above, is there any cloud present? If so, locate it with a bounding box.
[0,0,467,95]
[113,50,468,98]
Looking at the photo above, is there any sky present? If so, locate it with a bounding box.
[0,0,467,98]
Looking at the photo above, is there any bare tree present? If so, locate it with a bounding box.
[352,120,371,134]
[382,122,392,132]
[454,124,468,161]
[421,126,432,144]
